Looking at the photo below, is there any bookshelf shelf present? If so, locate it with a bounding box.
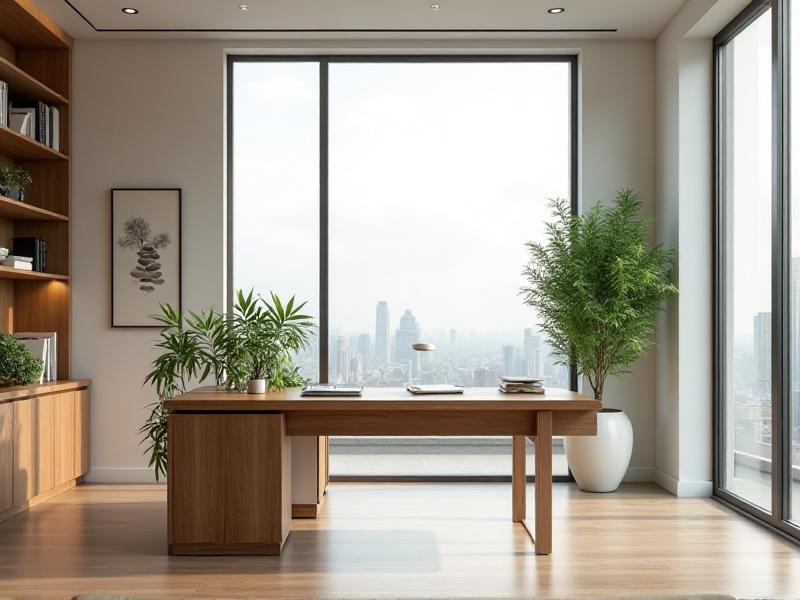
[0,265,68,281]
[0,0,71,49]
[0,56,68,104]
[0,124,67,160]
[0,195,68,221]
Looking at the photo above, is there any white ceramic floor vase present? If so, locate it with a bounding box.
[564,408,633,493]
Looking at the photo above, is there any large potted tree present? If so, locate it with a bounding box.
[522,189,677,492]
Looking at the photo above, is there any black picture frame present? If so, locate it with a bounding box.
[111,188,182,327]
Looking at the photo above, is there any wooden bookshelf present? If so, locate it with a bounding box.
[0,0,73,378]
[0,0,86,526]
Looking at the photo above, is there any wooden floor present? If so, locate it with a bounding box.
[0,482,799,598]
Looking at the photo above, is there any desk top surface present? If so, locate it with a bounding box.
[165,386,600,412]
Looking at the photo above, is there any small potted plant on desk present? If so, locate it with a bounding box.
[0,165,32,202]
[522,189,677,492]
[233,289,314,394]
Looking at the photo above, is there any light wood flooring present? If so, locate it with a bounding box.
[0,482,798,598]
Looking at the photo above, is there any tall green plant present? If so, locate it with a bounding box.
[141,290,315,481]
[521,189,677,403]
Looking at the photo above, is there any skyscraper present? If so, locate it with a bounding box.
[754,312,771,396]
[334,336,350,383]
[357,333,371,357]
[502,345,517,376]
[394,309,421,377]
[523,329,543,377]
[374,301,390,364]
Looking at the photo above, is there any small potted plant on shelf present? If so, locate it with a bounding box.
[522,189,677,493]
[0,333,44,386]
[141,289,314,481]
[0,165,33,202]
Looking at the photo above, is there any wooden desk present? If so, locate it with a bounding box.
[164,387,599,556]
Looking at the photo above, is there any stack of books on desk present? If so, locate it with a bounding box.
[499,376,545,394]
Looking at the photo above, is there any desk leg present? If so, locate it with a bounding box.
[534,411,553,555]
[512,435,526,522]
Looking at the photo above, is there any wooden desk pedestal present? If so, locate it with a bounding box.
[165,387,599,556]
[168,413,291,555]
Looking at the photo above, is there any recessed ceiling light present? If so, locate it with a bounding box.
[239,3,248,10]
[431,3,440,11]
[547,7,565,14]
[121,7,138,14]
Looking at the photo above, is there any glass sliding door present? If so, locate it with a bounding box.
[718,5,774,512]
[715,0,800,541]
[790,0,800,524]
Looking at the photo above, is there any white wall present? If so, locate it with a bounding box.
[654,0,748,496]
[71,38,657,485]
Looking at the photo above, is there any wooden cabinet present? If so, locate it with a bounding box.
[0,403,12,512]
[13,397,34,505]
[74,389,89,477]
[35,394,55,493]
[2,381,90,521]
[54,392,75,485]
[169,412,291,555]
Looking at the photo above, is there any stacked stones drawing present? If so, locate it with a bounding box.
[117,216,172,293]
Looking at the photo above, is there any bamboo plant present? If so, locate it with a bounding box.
[521,189,677,404]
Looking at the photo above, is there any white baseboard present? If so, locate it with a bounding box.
[85,467,160,484]
[653,468,712,497]
[623,466,654,482]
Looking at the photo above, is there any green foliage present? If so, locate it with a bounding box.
[521,190,677,403]
[233,289,314,383]
[140,290,315,481]
[0,333,44,386]
[0,165,32,191]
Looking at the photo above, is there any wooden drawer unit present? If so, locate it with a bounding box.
[1,381,90,522]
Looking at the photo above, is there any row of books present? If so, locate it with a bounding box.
[499,376,545,394]
[0,80,60,151]
[0,237,47,272]
[14,332,58,383]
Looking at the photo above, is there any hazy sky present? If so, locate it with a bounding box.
[729,9,772,339]
[233,60,570,339]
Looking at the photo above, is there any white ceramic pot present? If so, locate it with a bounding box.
[247,378,266,394]
[564,408,633,493]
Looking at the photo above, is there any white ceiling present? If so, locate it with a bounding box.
[32,0,690,40]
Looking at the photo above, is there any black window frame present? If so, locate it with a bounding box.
[226,54,580,392]
[714,0,800,544]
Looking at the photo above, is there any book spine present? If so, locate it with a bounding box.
[0,81,7,127]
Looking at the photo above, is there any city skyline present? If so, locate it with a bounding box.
[315,300,568,388]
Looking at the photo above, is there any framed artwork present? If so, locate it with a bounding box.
[111,188,182,327]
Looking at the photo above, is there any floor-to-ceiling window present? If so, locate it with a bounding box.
[715,0,800,541]
[231,56,576,479]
